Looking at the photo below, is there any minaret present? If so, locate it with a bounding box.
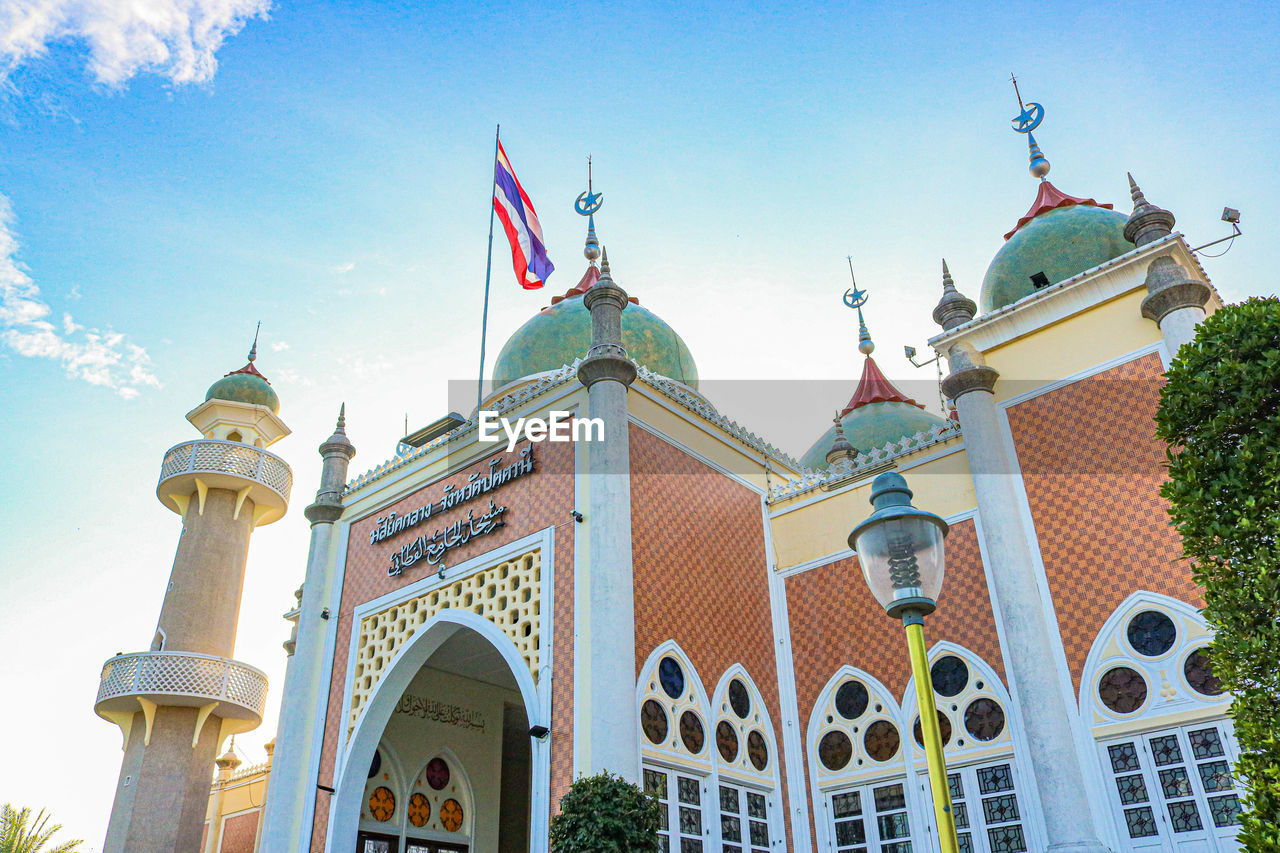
[261,405,356,852]
[95,335,291,853]
[576,246,640,780]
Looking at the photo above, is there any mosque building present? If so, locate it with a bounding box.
[96,98,1244,853]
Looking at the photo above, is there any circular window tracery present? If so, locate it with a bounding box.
[835,680,869,720]
[1184,648,1223,696]
[439,798,464,832]
[747,730,769,771]
[407,792,431,827]
[642,699,669,745]
[659,657,685,699]
[1127,610,1177,657]
[863,720,901,762]
[912,709,953,747]
[728,678,751,718]
[819,730,853,770]
[930,655,969,697]
[716,720,739,761]
[679,710,705,754]
[368,786,395,822]
[963,697,1006,741]
[425,757,450,790]
[1099,666,1148,714]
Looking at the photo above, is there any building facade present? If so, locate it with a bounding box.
[138,123,1247,852]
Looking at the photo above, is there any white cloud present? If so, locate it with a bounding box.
[270,339,288,352]
[0,194,160,397]
[331,262,355,274]
[0,0,271,87]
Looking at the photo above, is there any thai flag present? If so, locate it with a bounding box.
[493,141,553,290]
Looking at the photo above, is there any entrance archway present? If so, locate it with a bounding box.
[330,610,548,852]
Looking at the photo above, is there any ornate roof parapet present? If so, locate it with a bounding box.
[768,421,961,504]
[633,365,803,469]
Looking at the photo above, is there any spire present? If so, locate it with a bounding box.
[248,321,260,362]
[1123,172,1176,247]
[839,272,924,415]
[844,257,874,355]
[1026,132,1050,180]
[320,402,355,456]
[932,259,978,330]
[225,324,270,382]
[335,402,347,435]
[826,411,859,465]
[576,156,603,265]
[599,247,612,282]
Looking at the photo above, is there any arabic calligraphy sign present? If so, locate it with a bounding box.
[388,501,508,576]
[394,693,486,732]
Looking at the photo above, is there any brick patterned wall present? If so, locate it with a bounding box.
[786,519,1003,730]
[628,426,792,844]
[785,518,1001,845]
[219,811,259,853]
[1005,351,1200,690]
[310,441,575,849]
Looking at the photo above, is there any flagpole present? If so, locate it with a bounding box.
[477,123,500,414]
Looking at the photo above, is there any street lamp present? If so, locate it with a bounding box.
[849,472,960,853]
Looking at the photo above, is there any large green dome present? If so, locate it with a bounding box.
[800,402,947,470]
[982,203,1131,312]
[206,368,279,413]
[492,291,698,389]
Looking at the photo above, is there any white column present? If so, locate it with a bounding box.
[946,362,1109,853]
[1157,304,1205,358]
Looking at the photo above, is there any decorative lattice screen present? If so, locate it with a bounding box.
[347,548,541,735]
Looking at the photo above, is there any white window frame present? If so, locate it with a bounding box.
[826,775,916,853]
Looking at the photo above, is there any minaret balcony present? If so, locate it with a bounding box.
[94,651,268,745]
[157,439,292,525]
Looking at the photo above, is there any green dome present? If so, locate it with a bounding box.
[492,295,698,389]
[206,370,280,413]
[800,401,947,470]
[981,204,1131,312]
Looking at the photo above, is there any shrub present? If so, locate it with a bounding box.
[1155,296,1280,851]
[549,771,661,853]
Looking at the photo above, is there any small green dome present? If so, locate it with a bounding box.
[982,204,1131,312]
[800,401,947,470]
[492,296,698,389]
[206,370,280,413]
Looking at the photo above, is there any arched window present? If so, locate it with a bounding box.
[902,645,1035,853]
[809,668,917,853]
[711,666,781,853]
[402,751,474,851]
[1081,593,1243,852]
[358,743,405,852]
[226,430,243,443]
[638,642,713,852]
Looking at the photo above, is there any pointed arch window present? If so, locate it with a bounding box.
[711,667,780,853]
[1081,593,1244,851]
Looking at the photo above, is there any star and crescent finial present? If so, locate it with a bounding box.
[1010,74,1050,179]
[577,156,603,263]
[842,257,875,356]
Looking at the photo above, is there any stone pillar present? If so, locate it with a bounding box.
[261,407,355,853]
[576,251,640,780]
[1140,255,1210,358]
[934,268,1109,853]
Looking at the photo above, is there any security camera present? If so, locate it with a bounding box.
[1222,207,1241,224]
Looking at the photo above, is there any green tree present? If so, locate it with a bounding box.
[1155,296,1280,851]
[0,805,83,853]
[549,771,661,853]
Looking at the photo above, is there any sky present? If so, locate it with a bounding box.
[0,0,1277,848]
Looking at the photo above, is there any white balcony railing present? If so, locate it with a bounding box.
[157,439,292,524]
[95,651,268,722]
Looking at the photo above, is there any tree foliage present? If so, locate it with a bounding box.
[0,805,83,853]
[549,771,661,853]
[1156,296,1280,850]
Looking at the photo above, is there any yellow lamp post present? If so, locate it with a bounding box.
[849,472,960,853]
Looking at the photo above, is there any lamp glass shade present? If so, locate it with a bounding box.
[854,514,946,611]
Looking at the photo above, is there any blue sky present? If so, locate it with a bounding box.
[1,1,1277,847]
